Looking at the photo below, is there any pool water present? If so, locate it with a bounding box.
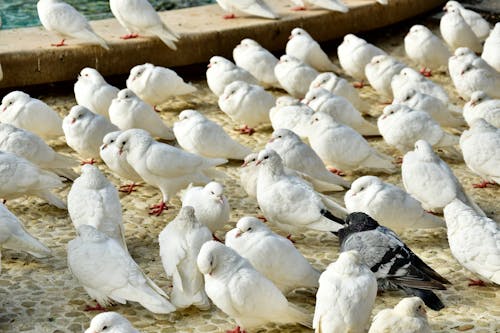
[0,0,214,30]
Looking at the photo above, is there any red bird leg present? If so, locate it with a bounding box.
[420,67,432,77]
[257,215,267,222]
[286,234,296,243]
[394,156,403,164]
[80,158,96,165]
[353,80,364,88]
[328,168,345,176]
[223,13,236,19]
[120,33,139,39]
[291,6,306,10]
[149,201,168,216]
[238,125,255,135]
[468,279,486,287]
[119,183,140,194]
[472,180,495,188]
[226,326,244,333]
[212,233,223,242]
[51,39,66,47]
[84,302,106,312]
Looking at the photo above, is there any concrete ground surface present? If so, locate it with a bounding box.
[0,4,499,333]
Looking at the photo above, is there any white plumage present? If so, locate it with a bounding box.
[440,6,482,53]
[463,91,500,128]
[482,23,500,72]
[85,312,139,333]
[368,297,431,333]
[274,55,319,98]
[215,0,279,19]
[206,56,258,97]
[404,25,451,72]
[365,55,406,99]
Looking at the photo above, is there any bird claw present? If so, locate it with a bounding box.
[291,6,306,11]
[237,126,255,135]
[226,326,245,333]
[394,156,403,164]
[286,234,296,243]
[472,180,495,188]
[353,81,364,89]
[328,168,345,176]
[84,302,106,312]
[223,13,236,19]
[119,183,140,194]
[257,215,268,223]
[51,39,66,47]
[468,279,486,287]
[149,202,168,216]
[120,33,139,40]
[420,67,432,77]
[80,158,96,165]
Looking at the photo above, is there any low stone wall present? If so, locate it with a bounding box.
[0,0,445,89]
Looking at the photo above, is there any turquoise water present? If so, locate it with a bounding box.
[0,0,214,30]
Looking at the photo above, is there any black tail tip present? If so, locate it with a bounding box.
[321,209,345,225]
[406,288,445,311]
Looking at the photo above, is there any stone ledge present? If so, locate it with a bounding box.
[0,0,445,89]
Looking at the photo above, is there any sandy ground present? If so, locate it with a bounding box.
[0,9,499,333]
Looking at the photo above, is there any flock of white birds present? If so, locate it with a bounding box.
[0,0,499,333]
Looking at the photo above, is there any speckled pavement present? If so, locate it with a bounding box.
[0,12,499,333]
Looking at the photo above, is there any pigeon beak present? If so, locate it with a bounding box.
[255,160,262,166]
[288,35,292,40]
[470,101,476,106]
[268,138,274,143]
[241,161,248,167]
[235,230,242,238]
[101,144,107,150]
[301,99,309,105]
[217,196,224,204]
[381,115,386,119]
[313,83,320,88]
[2,107,6,112]
[118,148,123,155]
[71,118,76,124]
[443,6,447,11]
[207,63,212,68]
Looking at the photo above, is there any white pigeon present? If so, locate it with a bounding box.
[214,0,279,19]
[443,198,500,285]
[448,47,478,78]
[309,72,370,114]
[440,6,482,53]
[337,34,386,84]
[313,250,377,333]
[0,203,51,272]
[206,56,258,96]
[274,55,319,98]
[233,38,280,88]
[392,88,465,128]
[126,63,196,107]
[62,105,119,164]
[240,153,260,199]
[108,88,175,140]
[365,55,406,100]
[401,140,484,215]
[308,112,396,174]
[85,312,139,333]
[266,128,351,189]
[391,67,450,103]
[67,225,175,313]
[218,81,274,134]
[303,88,379,136]
[181,182,230,234]
[37,0,109,49]
[378,104,459,154]
[0,123,78,180]
[460,119,500,187]
[197,241,312,331]
[286,28,340,72]
[174,109,252,160]
[452,58,500,100]
[289,0,348,12]
[109,0,179,50]
[100,131,143,194]
[404,25,451,75]
[444,1,491,42]
[482,23,500,72]
[0,151,66,209]
[256,149,347,234]
[368,297,431,333]
[269,96,314,138]
[67,165,127,250]
[344,176,445,232]
[115,129,227,216]
[159,206,212,310]
[226,216,321,293]
[0,91,63,140]
[376,0,388,4]
[463,91,500,128]
[74,67,119,119]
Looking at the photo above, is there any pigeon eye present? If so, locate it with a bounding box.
[102,326,108,330]
[247,227,252,231]
[375,60,380,64]
[110,139,114,143]
[359,186,365,191]
[210,191,214,195]
[264,156,269,160]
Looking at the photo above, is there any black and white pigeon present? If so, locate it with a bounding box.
[338,212,450,311]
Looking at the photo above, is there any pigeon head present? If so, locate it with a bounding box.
[369,54,388,67]
[85,311,137,333]
[204,181,225,204]
[345,212,380,231]
[128,63,152,82]
[239,38,260,48]
[268,128,299,145]
[66,105,94,127]
[78,164,108,189]
[310,72,337,90]
[1,91,29,113]
[278,54,299,65]
[413,140,436,161]
[468,91,488,106]
[443,1,461,11]
[116,88,137,101]
[342,34,365,47]
[115,128,153,156]
[207,56,233,70]
[346,175,382,200]
[178,109,203,121]
[275,96,300,107]
[469,118,496,132]
[221,81,248,102]
[302,87,330,108]
[407,24,430,38]
[234,216,268,238]
[101,131,121,151]
[400,67,422,81]
[176,205,198,226]
[241,152,258,168]
[289,27,310,40]
[381,104,410,119]
[309,112,339,130]
[197,241,241,276]
[78,67,104,84]
[458,61,474,75]
[334,250,364,271]
[394,297,428,318]
[255,148,283,169]
[393,88,417,104]
[454,47,474,58]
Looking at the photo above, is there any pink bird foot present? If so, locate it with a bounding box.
[468,279,486,287]
[353,80,365,89]
[420,67,432,77]
[80,158,96,165]
[119,183,140,194]
[472,180,496,188]
[226,326,245,333]
[286,234,296,243]
[328,168,345,176]
[291,6,306,11]
[51,39,66,47]
[223,13,236,19]
[149,201,168,216]
[84,302,107,312]
[237,125,255,135]
[257,215,268,223]
[120,33,139,40]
